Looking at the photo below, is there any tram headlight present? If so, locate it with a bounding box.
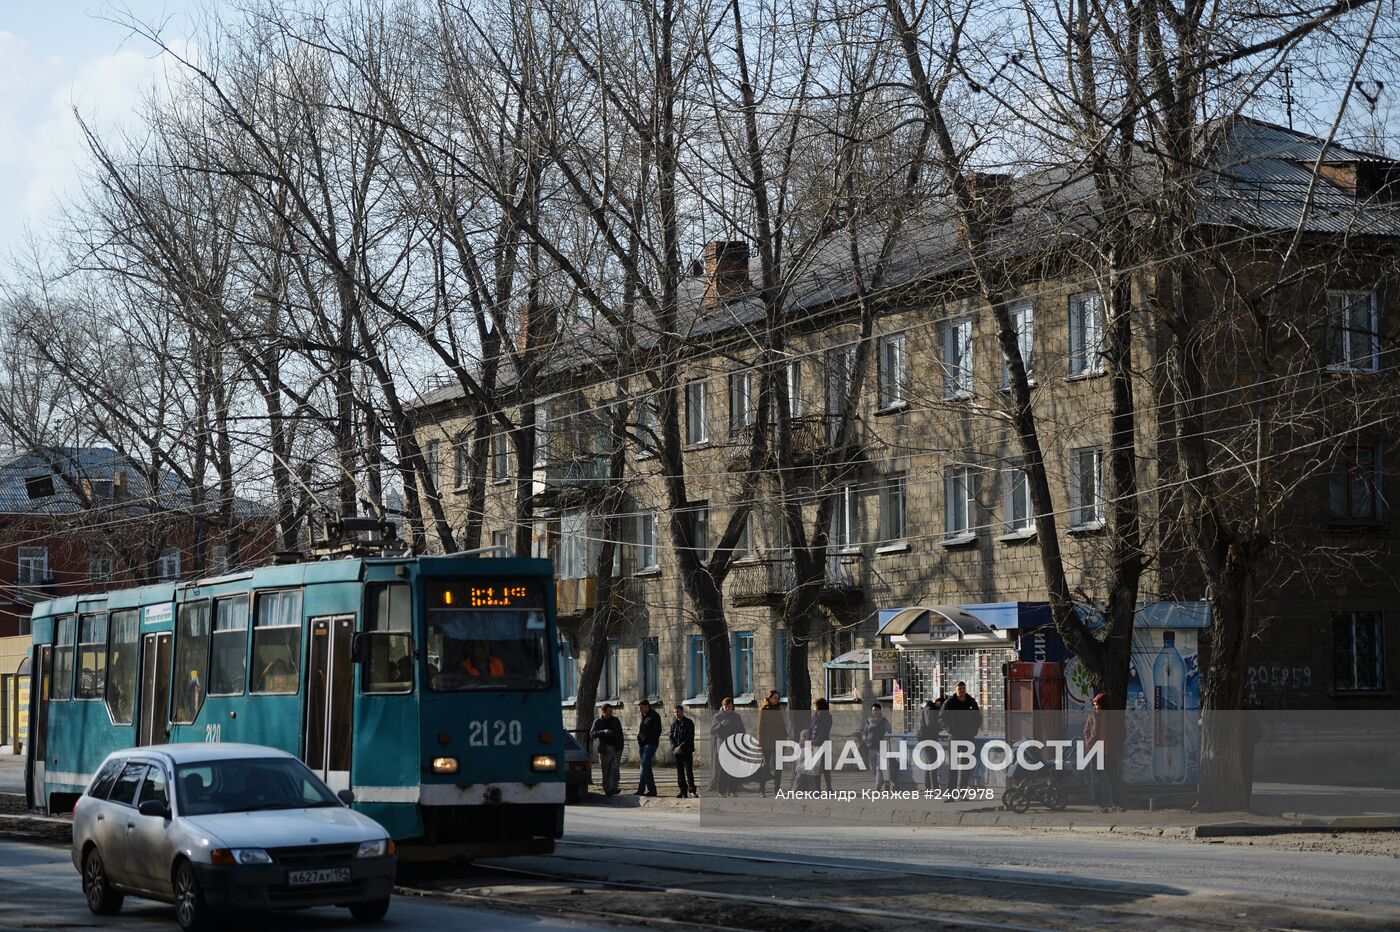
[431,756,459,774]
[531,754,558,772]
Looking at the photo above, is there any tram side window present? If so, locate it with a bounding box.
[52,616,76,701]
[251,590,302,694]
[362,583,412,694]
[106,610,139,725]
[171,601,212,724]
[210,595,250,696]
[75,614,108,700]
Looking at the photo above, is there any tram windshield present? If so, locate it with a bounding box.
[425,581,551,691]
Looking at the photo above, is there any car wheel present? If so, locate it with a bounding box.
[173,861,209,931]
[82,847,123,915]
[1043,783,1067,812]
[349,896,391,921]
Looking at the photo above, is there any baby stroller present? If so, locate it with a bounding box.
[1001,741,1067,813]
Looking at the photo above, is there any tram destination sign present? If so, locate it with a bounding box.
[432,580,542,609]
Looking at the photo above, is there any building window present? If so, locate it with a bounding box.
[729,370,754,435]
[826,346,856,439]
[491,431,510,482]
[941,317,974,398]
[75,613,107,700]
[1333,612,1384,691]
[634,397,658,459]
[733,513,752,559]
[685,378,709,444]
[425,439,442,487]
[453,438,471,489]
[1002,304,1035,386]
[209,595,250,696]
[17,546,47,586]
[558,641,577,701]
[1069,446,1105,528]
[534,405,551,469]
[776,629,789,699]
[944,466,974,539]
[1069,292,1104,376]
[157,549,181,581]
[209,544,230,575]
[1327,290,1379,372]
[830,484,859,550]
[878,332,908,409]
[1003,460,1033,532]
[683,502,709,559]
[89,553,114,584]
[601,639,620,702]
[558,511,598,580]
[491,530,511,555]
[785,359,802,417]
[639,637,660,700]
[1330,444,1383,521]
[688,635,708,700]
[634,511,659,571]
[733,632,754,698]
[878,475,907,543]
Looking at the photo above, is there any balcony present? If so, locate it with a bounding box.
[725,416,863,472]
[727,554,865,608]
[555,575,633,618]
[534,453,613,506]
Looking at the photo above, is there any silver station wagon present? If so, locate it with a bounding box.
[72,743,396,930]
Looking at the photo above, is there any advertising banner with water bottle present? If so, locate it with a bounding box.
[1060,602,1208,785]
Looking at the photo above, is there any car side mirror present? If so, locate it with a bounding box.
[138,799,169,819]
[337,789,355,806]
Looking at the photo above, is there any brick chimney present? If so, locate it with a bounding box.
[517,302,558,355]
[956,172,1015,235]
[700,241,751,307]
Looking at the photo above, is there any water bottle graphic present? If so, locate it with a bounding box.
[1153,630,1187,783]
[1124,655,1149,782]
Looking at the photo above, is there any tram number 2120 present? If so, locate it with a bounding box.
[467,720,522,747]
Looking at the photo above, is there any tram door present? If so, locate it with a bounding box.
[137,633,172,746]
[29,646,51,806]
[305,616,354,792]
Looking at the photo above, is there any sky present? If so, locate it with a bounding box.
[0,1,199,258]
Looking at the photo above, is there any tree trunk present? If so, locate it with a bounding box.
[1197,551,1255,811]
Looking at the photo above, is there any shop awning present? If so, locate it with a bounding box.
[824,648,871,670]
[877,605,1001,643]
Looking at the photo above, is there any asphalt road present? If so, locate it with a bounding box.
[0,838,616,931]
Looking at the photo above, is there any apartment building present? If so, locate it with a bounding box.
[410,119,1400,715]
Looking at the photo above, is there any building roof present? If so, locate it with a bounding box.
[409,118,1400,412]
[0,447,270,519]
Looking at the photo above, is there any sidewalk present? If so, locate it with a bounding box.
[582,765,1400,837]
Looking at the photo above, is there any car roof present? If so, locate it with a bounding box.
[109,743,299,766]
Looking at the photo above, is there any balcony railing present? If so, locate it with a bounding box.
[726,415,862,472]
[556,574,632,617]
[727,553,865,608]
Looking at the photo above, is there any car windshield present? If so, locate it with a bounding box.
[175,757,340,816]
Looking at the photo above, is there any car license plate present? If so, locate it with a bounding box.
[287,867,351,886]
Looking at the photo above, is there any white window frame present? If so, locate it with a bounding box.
[425,439,442,486]
[785,359,803,418]
[639,637,660,701]
[1069,292,1104,377]
[729,370,754,435]
[878,475,906,543]
[830,483,860,551]
[210,544,230,575]
[634,398,657,459]
[558,511,598,580]
[941,316,974,398]
[157,549,181,581]
[1327,290,1380,372]
[1069,446,1105,528]
[826,346,856,421]
[733,631,755,699]
[1001,304,1035,387]
[89,553,114,583]
[944,466,975,540]
[601,639,620,702]
[490,530,511,556]
[687,635,708,701]
[878,332,909,409]
[491,431,510,483]
[1003,461,1034,533]
[683,503,710,559]
[17,546,48,586]
[685,379,709,445]
[533,405,551,469]
[634,511,659,571]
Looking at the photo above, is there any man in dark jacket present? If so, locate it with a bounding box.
[669,705,698,798]
[917,698,944,790]
[710,697,744,796]
[942,681,982,791]
[861,703,892,790]
[635,699,662,796]
[808,698,834,792]
[589,703,624,795]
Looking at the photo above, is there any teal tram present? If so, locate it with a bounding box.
[25,551,566,859]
